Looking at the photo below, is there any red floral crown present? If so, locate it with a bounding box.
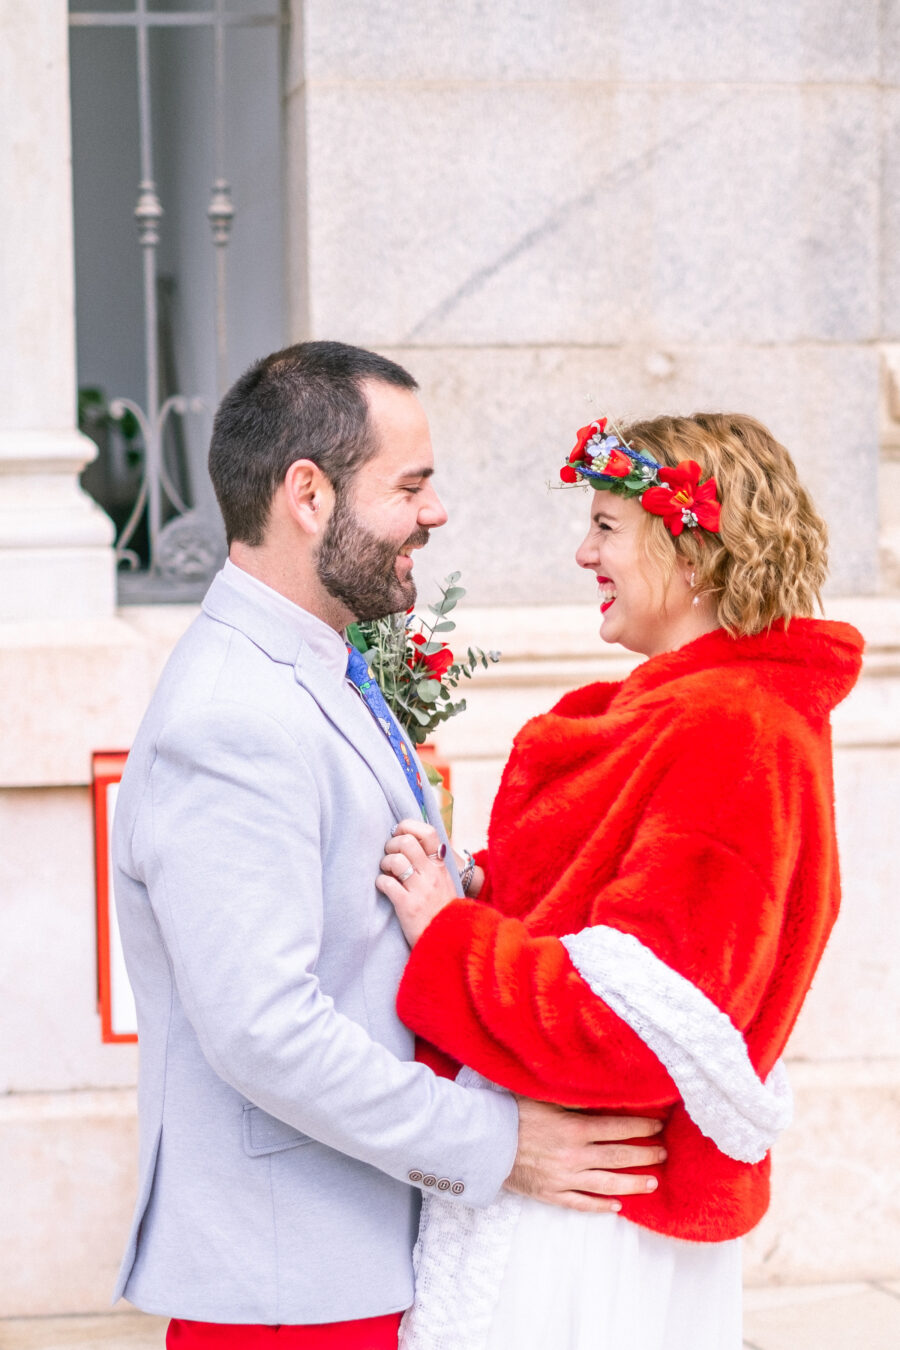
[560,419,721,537]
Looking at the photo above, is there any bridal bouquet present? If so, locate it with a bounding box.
[346,573,500,750]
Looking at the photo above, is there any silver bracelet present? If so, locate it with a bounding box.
[459,849,476,896]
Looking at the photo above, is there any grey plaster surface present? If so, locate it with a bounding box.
[881,90,900,338]
[287,0,889,599]
[304,1,880,84]
[306,83,879,348]
[884,0,900,87]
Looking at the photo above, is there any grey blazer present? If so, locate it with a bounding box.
[111,569,518,1324]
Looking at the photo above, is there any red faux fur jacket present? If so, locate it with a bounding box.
[398,620,864,1242]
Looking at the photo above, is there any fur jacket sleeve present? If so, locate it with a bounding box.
[398,622,863,1123]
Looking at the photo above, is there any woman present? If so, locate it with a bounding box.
[377,412,864,1350]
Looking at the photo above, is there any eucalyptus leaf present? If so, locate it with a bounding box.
[345,622,368,654]
[416,678,442,703]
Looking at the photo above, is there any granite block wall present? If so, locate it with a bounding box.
[288,0,893,599]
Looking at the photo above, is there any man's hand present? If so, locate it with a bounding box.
[506,1098,666,1213]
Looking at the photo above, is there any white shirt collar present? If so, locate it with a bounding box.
[222,558,349,681]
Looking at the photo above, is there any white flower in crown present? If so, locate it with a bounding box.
[586,432,622,473]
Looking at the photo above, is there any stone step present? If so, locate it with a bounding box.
[3,1285,900,1350]
[0,1312,165,1349]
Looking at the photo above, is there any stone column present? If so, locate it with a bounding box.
[0,0,115,623]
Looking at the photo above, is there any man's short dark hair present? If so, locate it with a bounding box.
[208,340,418,546]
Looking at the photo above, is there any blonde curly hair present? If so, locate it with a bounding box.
[619,412,828,636]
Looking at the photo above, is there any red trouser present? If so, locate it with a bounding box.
[166,1312,403,1348]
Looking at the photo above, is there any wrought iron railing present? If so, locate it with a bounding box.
[69,0,285,600]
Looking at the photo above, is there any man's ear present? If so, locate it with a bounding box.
[281,459,334,536]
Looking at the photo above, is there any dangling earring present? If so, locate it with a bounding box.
[689,571,700,607]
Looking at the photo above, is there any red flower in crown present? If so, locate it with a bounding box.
[641,460,721,536]
[408,633,454,678]
[568,418,607,462]
[599,446,632,478]
[560,418,635,484]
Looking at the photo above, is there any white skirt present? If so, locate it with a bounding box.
[401,1191,742,1350]
[484,1198,742,1350]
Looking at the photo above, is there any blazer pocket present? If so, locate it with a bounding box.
[242,1105,316,1157]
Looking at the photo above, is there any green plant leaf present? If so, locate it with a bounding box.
[345,623,368,654]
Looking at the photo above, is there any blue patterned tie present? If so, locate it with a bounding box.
[345,644,426,817]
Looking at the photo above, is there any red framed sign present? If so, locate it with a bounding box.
[92,751,138,1042]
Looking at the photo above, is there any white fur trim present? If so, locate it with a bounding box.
[561,925,792,1163]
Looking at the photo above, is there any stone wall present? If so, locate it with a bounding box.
[289,0,896,602]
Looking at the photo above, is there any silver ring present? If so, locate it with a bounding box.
[427,844,447,862]
[398,865,415,883]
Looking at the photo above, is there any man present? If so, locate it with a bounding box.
[112,342,665,1348]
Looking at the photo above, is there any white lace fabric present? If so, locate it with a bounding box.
[399,1069,522,1350]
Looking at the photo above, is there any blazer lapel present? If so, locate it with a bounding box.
[203,569,447,836]
[294,647,425,826]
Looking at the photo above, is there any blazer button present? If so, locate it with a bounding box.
[436,1178,451,1192]
[422,1174,437,1187]
[450,1180,465,1195]
[408,1169,424,1184]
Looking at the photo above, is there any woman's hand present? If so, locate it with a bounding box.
[377,818,459,945]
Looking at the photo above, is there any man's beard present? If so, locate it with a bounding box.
[316,491,429,621]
